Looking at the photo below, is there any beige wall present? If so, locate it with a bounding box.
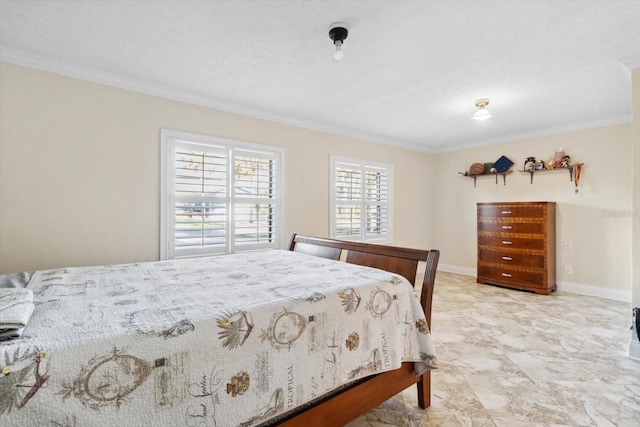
[0,61,634,302]
[0,62,433,273]
[433,124,633,299]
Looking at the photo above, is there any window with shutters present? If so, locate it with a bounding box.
[161,130,282,259]
[330,156,392,243]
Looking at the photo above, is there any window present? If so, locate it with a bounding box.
[330,156,392,243]
[161,130,282,259]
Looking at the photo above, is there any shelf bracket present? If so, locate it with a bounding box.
[518,164,582,187]
[460,170,512,187]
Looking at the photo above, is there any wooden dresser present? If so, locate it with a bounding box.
[477,202,556,295]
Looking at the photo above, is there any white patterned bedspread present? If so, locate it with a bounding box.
[0,250,438,426]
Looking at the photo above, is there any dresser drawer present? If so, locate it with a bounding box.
[478,234,546,251]
[478,248,546,269]
[478,204,547,219]
[478,219,546,234]
[477,264,546,289]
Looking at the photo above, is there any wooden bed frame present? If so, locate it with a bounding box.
[274,234,440,426]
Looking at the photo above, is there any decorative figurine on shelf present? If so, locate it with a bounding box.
[561,155,571,168]
[535,160,545,170]
[524,157,536,171]
[554,148,565,168]
[546,158,555,170]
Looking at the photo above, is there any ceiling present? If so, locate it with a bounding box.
[1,1,640,153]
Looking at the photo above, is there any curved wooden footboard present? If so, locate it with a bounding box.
[274,234,440,426]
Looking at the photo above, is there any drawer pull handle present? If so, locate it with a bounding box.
[502,273,512,277]
[502,226,513,230]
[501,210,512,214]
[502,241,513,245]
[502,256,513,261]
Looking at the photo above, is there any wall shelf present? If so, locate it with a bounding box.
[458,170,512,187]
[518,163,584,184]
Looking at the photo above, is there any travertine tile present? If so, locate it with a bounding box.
[360,272,640,426]
[345,394,411,426]
[403,373,491,418]
[540,381,640,426]
[492,418,573,427]
[410,412,497,427]
[463,374,574,424]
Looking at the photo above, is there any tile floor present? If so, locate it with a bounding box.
[346,272,640,427]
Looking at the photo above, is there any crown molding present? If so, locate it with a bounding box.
[620,55,640,83]
[1,48,632,156]
[0,48,432,153]
[430,115,632,154]
[621,55,640,71]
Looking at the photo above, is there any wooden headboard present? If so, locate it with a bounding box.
[288,234,440,328]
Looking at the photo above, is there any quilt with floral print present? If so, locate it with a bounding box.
[0,250,438,426]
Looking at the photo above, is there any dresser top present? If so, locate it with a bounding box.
[477,201,556,206]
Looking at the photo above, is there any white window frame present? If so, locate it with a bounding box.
[161,129,284,259]
[330,156,393,243]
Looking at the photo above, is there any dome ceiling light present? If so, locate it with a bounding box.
[329,22,349,60]
[472,98,492,120]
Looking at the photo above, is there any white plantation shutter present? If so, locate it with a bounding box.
[364,166,390,238]
[334,163,362,238]
[232,151,278,247]
[330,157,392,243]
[161,130,282,259]
[172,143,228,255]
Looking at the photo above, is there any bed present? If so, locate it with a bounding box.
[0,234,440,426]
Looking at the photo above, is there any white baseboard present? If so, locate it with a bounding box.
[629,336,640,361]
[556,280,631,302]
[437,265,631,302]
[437,264,476,277]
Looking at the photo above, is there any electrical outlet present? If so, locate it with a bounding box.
[563,241,572,251]
[564,265,573,275]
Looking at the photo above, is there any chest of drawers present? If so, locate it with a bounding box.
[477,202,556,295]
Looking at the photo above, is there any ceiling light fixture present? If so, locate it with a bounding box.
[472,98,492,120]
[329,22,349,60]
